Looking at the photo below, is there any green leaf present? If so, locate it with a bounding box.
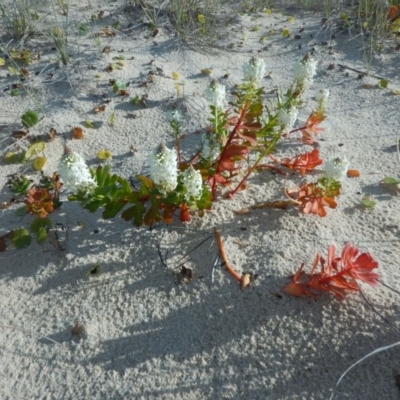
[25,141,45,160]
[11,229,32,249]
[378,79,389,89]
[96,165,111,187]
[109,111,115,126]
[131,95,140,105]
[30,217,52,233]
[30,218,52,244]
[0,57,5,66]
[97,150,112,160]
[77,24,89,35]
[32,156,46,170]
[21,110,39,128]
[112,55,125,60]
[84,119,95,128]
[10,89,20,96]
[361,196,376,209]
[382,176,400,185]
[4,152,20,164]
[102,201,126,219]
[197,14,205,24]
[281,29,290,37]
[112,80,126,93]
[112,21,121,30]
[86,262,101,275]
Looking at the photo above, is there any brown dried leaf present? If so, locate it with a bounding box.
[177,266,193,284]
[102,46,111,54]
[117,89,130,96]
[130,145,138,153]
[94,104,106,113]
[20,68,29,76]
[12,128,29,139]
[98,10,104,19]
[234,208,250,215]
[252,200,290,210]
[72,126,84,139]
[97,28,115,37]
[48,127,56,142]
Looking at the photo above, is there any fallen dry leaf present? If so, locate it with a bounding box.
[72,126,84,139]
[48,127,56,142]
[347,169,360,178]
[94,105,106,113]
[12,128,29,139]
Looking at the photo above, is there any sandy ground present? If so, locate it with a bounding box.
[1,2,400,399]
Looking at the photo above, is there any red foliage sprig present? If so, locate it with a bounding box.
[280,148,323,174]
[24,187,54,218]
[283,243,379,299]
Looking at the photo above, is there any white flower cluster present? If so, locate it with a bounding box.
[201,133,220,162]
[293,54,318,88]
[205,81,226,109]
[243,57,266,82]
[324,155,349,180]
[277,106,298,131]
[315,88,330,108]
[166,109,181,123]
[149,144,178,194]
[58,150,97,194]
[180,166,203,201]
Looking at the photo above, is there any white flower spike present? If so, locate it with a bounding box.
[149,143,178,194]
[166,109,181,123]
[316,89,330,104]
[324,155,349,180]
[243,57,266,82]
[58,148,97,194]
[205,80,226,109]
[293,53,318,88]
[277,106,298,131]
[180,166,203,202]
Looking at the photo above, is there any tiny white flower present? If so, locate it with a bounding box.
[149,144,178,194]
[180,166,203,201]
[243,57,266,82]
[293,54,318,88]
[277,106,298,131]
[315,89,330,103]
[324,155,349,180]
[166,109,181,123]
[205,81,226,109]
[201,133,220,162]
[58,149,97,194]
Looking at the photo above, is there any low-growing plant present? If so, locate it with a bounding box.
[0,0,39,38]
[3,53,356,252]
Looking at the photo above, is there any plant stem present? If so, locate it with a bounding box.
[211,104,248,199]
[213,228,243,285]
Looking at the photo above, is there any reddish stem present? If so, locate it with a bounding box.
[211,104,249,199]
[214,228,243,285]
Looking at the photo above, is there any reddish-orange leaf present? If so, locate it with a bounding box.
[347,169,360,178]
[281,148,323,174]
[72,126,84,139]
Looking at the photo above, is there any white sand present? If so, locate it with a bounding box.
[1,3,400,399]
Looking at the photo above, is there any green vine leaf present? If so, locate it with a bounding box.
[12,229,32,249]
[21,110,39,128]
